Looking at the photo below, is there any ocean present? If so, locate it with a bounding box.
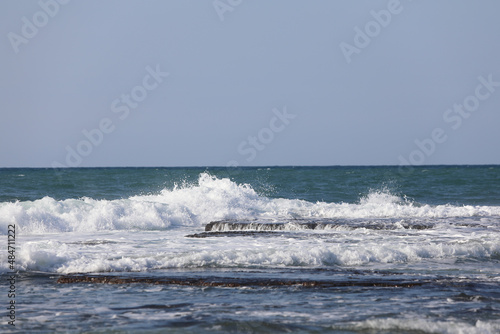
[1,166,499,333]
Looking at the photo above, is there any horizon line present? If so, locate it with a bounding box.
[1,164,499,169]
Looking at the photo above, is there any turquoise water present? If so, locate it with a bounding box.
[2,165,499,204]
[1,166,499,333]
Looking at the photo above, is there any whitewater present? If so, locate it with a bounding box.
[1,167,499,333]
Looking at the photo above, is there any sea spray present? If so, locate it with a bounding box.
[2,172,500,235]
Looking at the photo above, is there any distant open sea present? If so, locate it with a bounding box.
[1,166,500,333]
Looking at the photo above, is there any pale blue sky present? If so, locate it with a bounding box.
[1,0,499,167]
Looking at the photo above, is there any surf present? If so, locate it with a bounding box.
[1,172,500,235]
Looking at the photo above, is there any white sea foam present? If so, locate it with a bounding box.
[3,172,498,331]
[1,173,499,236]
[3,225,498,274]
[344,318,500,334]
[1,173,500,274]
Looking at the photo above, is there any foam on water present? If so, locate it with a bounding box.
[342,318,500,334]
[3,222,498,274]
[1,173,499,235]
[1,173,500,274]
[3,168,499,332]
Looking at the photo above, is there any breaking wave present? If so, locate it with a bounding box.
[1,173,500,235]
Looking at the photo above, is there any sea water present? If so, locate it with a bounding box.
[1,166,499,333]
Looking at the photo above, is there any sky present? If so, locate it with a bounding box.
[1,0,499,168]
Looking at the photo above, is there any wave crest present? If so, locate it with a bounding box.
[1,173,499,235]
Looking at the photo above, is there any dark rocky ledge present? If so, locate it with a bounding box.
[204,220,321,232]
[203,219,435,233]
[57,275,426,288]
[185,219,436,238]
[186,231,281,238]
